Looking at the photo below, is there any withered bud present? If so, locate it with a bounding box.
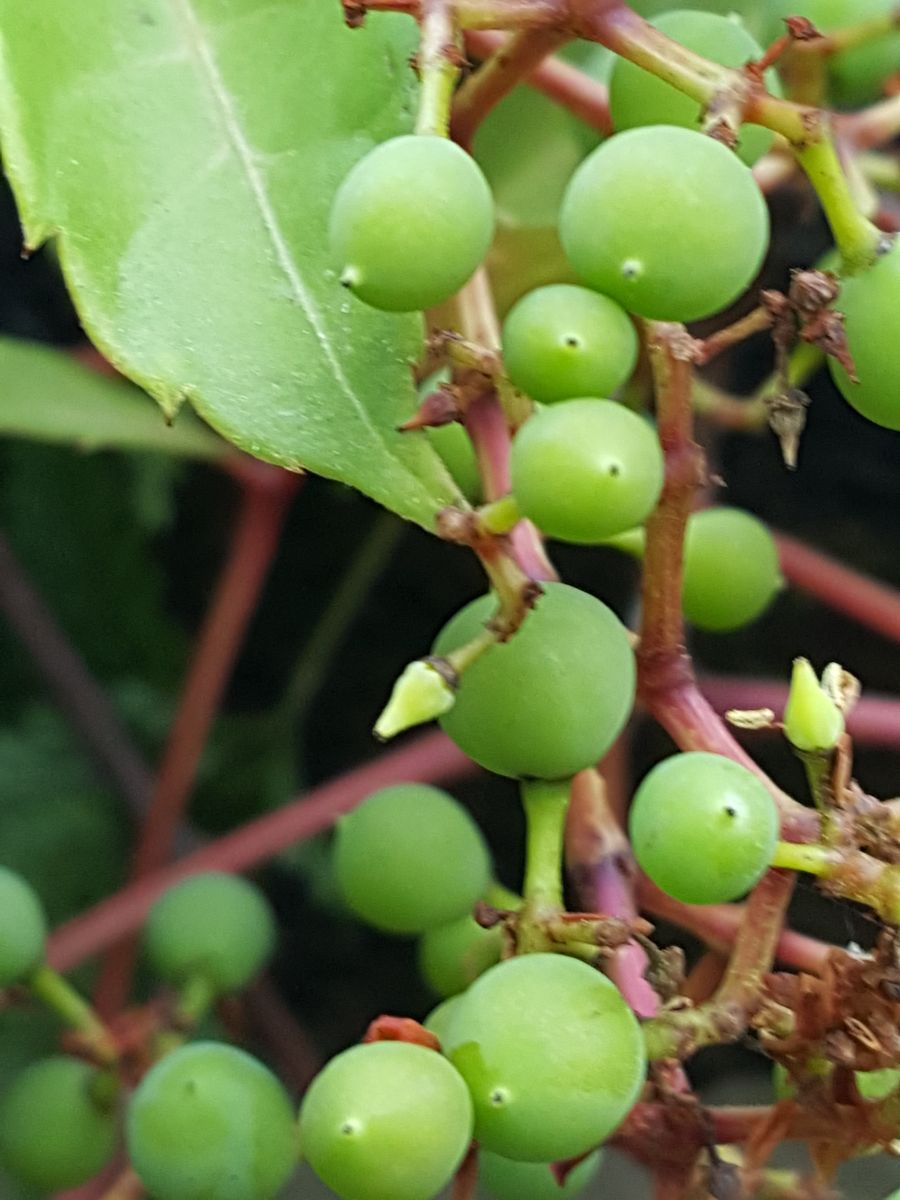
[398,384,461,431]
[766,387,809,469]
[785,15,824,42]
[802,309,858,380]
[789,267,840,314]
[342,0,367,28]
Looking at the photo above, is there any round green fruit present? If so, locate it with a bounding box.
[334,784,491,935]
[830,241,900,430]
[682,507,781,631]
[0,1057,118,1192]
[418,369,481,504]
[143,872,276,995]
[610,10,778,166]
[0,866,46,986]
[444,954,645,1161]
[126,1041,298,1200]
[433,582,636,780]
[427,422,481,504]
[423,995,465,1045]
[480,1149,602,1200]
[418,914,503,997]
[329,135,495,312]
[510,398,664,543]
[298,1041,473,1200]
[559,125,769,322]
[629,751,779,904]
[501,285,638,403]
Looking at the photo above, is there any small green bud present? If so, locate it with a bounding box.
[783,657,844,753]
[374,659,455,741]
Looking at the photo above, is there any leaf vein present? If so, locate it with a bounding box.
[168,0,398,454]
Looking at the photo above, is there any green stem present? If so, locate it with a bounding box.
[478,494,522,535]
[520,778,571,914]
[770,841,834,875]
[794,136,886,272]
[415,0,464,137]
[599,526,647,559]
[27,964,118,1065]
[174,972,217,1026]
[485,880,523,910]
[859,152,900,192]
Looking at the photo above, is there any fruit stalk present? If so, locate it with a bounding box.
[565,767,658,1016]
[451,27,572,147]
[520,778,571,916]
[415,0,464,138]
[27,964,119,1066]
[642,869,795,1060]
[637,322,703,663]
[464,30,613,135]
[455,272,557,581]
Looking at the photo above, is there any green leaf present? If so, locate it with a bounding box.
[0,3,462,529]
[0,337,225,459]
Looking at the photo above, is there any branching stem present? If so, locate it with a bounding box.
[642,870,795,1060]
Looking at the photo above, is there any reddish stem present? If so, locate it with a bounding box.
[48,731,473,973]
[699,674,900,749]
[643,870,796,1060]
[452,28,571,148]
[636,875,832,975]
[565,768,658,1016]
[464,391,513,504]
[775,529,900,644]
[451,1146,479,1200]
[464,30,613,134]
[0,532,156,825]
[93,468,299,1017]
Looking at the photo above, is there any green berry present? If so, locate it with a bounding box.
[830,241,900,431]
[559,126,769,322]
[433,582,636,780]
[0,867,46,986]
[480,1149,603,1200]
[443,954,645,1161]
[510,398,664,543]
[299,1041,473,1200]
[609,10,778,166]
[0,1057,118,1192]
[329,135,494,312]
[423,995,465,1045]
[334,784,491,934]
[144,872,276,995]
[418,914,503,997]
[629,752,779,904]
[682,507,781,632]
[501,285,638,404]
[127,1042,298,1200]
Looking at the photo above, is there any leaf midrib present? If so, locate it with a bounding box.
[168,0,419,475]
